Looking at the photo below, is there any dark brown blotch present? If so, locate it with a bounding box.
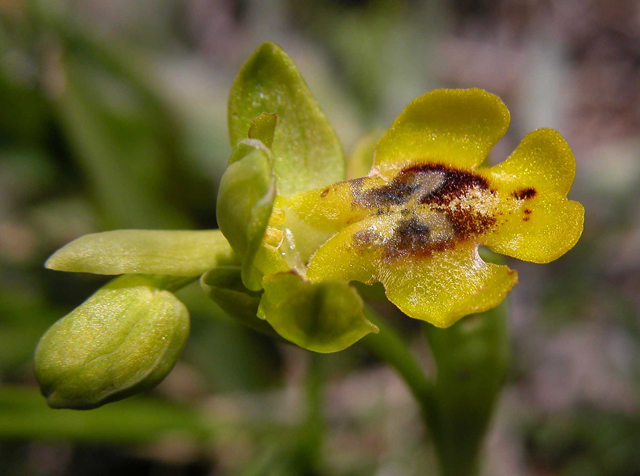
[417,164,490,206]
[512,187,537,200]
[385,217,432,259]
[415,164,497,241]
[356,163,491,210]
[448,209,498,241]
[358,179,420,207]
[352,163,500,260]
[353,229,377,247]
[320,188,329,198]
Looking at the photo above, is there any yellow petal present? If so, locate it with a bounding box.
[276,180,369,233]
[306,215,387,285]
[490,128,576,196]
[484,192,584,263]
[387,243,518,328]
[307,216,518,328]
[374,89,510,179]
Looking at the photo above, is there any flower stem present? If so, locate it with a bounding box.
[423,301,508,476]
[304,352,324,454]
[362,303,509,476]
[362,307,433,418]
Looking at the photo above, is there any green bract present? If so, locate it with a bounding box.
[34,275,189,410]
[213,42,380,352]
[200,266,276,337]
[228,42,344,196]
[257,272,377,353]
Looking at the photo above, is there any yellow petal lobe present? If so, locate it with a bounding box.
[490,128,576,196]
[374,89,510,179]
[484,192,584,264]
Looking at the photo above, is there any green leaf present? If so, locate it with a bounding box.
[217,146,276,290]
[423,301,509,476]
[228,42,345,195]
[0,294,58,371]
[0,386,211,443]
[258,272,378,353]
[35,275,190,410]
[56,53,190,229]
[45,229,236,276]
[200,267,277,338]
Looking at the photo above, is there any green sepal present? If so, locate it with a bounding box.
[258,272,378,353]
[200,267,277,337]
[45,229,237,276]
[228,42,345,195]
[34,275,190,410]
[423,301,509,476]
[248,113,277,148]
[217,144,276,291]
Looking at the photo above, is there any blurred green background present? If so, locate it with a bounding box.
[1,0,639,475]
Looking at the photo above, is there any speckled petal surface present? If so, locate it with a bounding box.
[307,217,518,328]
[483,192,584,264]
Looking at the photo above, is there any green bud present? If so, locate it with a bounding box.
[34,275,190,410]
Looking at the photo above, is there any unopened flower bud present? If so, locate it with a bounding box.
[34,275,189,409]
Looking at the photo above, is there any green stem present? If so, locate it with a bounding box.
[361,307,433,418]
[362,304,508,476]
[304,352,324,457]
[424,302,508,476]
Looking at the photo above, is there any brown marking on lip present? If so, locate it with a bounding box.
[320,188,329,198]
[414,164,497,241]
[385,217,431,259]
[523,216,530,222]
[417,164,491,206]
[358,178,419,207]
[524,208,532,214]
[353,229,377,247]
[513,187,537,200]
[351,163,500,260]
[448,210,498,241]
[382,216,457,261]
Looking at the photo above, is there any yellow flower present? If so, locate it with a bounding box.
[272,89,584,328]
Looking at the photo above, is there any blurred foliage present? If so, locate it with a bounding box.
[0,0,639,474]
[527,410,640,476]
